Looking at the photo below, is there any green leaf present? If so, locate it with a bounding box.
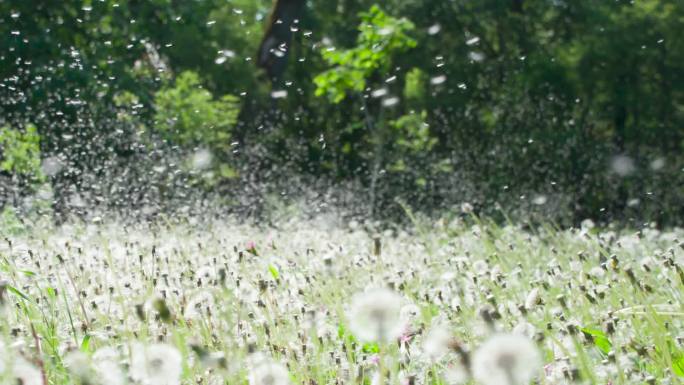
[338,323,347,339]
[581,327,611,354]
[673,356,684,377]
[362,342,380,353]
[7,285,32,303]
[268,264,280,280]
[81,334,91,352]
[313,5,416,103]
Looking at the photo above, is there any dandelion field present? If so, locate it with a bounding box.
[0,217,683,385]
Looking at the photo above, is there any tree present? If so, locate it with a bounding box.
[257,0,307,84]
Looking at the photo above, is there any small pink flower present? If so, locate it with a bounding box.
[400,333,413,344]
[369,355,380,365]
[246,241,258,256]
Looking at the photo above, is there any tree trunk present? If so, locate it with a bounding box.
[257,0,306,85]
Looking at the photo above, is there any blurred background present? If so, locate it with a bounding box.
[0,0,682,227]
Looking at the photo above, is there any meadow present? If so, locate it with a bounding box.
[0,216,682,385]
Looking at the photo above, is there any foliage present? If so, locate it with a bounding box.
[0,206,28,235]
[0,125,44,182]
[580,327,612,355]
[0,0,683,224]
[403,68,427,107]
[390,112,435,153]
[313,5,417,103]
[154,71,240,150]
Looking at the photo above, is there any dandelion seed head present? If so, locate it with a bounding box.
[472,333,541,385]
[93,347,125,385]
[348,288,404,343]
[443,362,469,385]
[580,219,595,231]
[130,343,182,385]
[249,361,290,385]
[422,325,452,361]
[7,356,43,385]
[525,288,541,310]
[64,351,94,381]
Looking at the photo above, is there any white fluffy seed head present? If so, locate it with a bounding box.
[248,361,290,385]
[443,362,468,385]
[348,288,404,343]
[129,343,183,385]
[64,351,94,382]
[525,288,541,310]
[422,325,452,361]
[93,347,125,385]
[9,357,43,385]
[471,333,541,385]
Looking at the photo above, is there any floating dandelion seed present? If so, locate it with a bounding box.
[382,97,400,107]
[215,50,235,64]
[41,156,64,176]
[610,155,635,176]
[469,51,485,62]
[378,27,394,36]
[532,195,547,206]
[430,75,447,85]
[427,24,441,35]
[371,88,388,98]
[249,361,290,385]
[466,36,481,46]
[348,288,404,343]
[650,157,665,171]
[472,334,541,385]
[191,149,213,170]
[271,90,288,99]
[130,343,183,385]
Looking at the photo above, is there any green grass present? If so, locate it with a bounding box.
[0,217,682,385]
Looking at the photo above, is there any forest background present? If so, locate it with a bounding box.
[0,0,682,227]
